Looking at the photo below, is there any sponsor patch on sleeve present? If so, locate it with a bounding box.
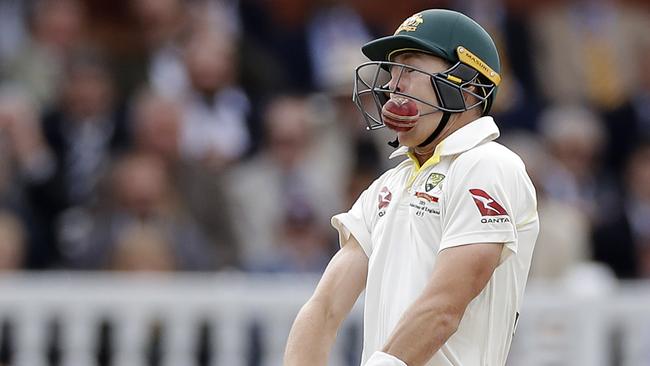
[469,189,510,223]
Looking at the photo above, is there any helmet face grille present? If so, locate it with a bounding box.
[353,60,497,131]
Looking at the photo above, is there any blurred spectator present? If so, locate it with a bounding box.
[307,1,372,93]
[531,0,650,111]
[309,42,398,176]
[131,90,183,166]
[22,49,129,267]
[2,0,87,108]
[131,0,190,99]
[228,95,341,269]
[0,0,28,65]
[460,0,543,131]
[308,0,421,170]
[131,89,240,268]
[109,224,176,272]
[603,44,650,173]
[0,87,50,194]
[0,210,25,271]
[593,142,650,279]
[344,164,381,212]
[179,27,251,167]
[538,104,617,222]
[252,203,331,273]
[352,0,450,36]
[238,0,314,91]
[34,49,129,206]
[63,153,215,271]
[0,87,55,268]
[501,132,591,280]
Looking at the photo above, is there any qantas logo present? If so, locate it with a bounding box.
[469,189,508,216]
[378,186,392,210]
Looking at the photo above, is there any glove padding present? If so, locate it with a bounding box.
[365,351,407,366]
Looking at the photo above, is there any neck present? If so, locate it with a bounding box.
[412,143,436,165]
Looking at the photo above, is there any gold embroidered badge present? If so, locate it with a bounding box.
[425,173,445,192]
[394,13,424,35]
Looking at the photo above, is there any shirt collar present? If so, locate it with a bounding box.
[389,116,500,160]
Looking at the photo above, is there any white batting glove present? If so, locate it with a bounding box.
[365,351,407,366]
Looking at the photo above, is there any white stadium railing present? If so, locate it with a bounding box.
[0,272,362,366]
[0,272,649,366]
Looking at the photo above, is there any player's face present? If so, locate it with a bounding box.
[387,53,449,147]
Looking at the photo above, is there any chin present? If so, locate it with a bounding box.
[396,115,440,146]
[395,129,424,147]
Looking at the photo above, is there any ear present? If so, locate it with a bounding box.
[461,85,486,116]
[462,85,478,103]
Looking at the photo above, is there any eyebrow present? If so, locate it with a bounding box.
[388,53,420,74]
[391,52,418,63]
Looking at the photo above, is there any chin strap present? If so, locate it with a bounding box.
[418,112,451,148]
[387,112,452,148]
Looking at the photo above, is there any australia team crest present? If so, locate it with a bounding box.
[394,13,424,34]
[425,173,445,192]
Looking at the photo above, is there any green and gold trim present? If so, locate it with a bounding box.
[456,46,501,86]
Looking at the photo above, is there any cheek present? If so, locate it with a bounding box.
[410,76,438,107]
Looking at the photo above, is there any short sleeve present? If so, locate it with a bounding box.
[331,182,378,257]
[440,149,521,264]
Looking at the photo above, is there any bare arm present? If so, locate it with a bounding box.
[381,243,502,366]
[284,235,368,366]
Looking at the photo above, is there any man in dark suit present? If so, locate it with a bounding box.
[26,50,130,268]
[593,142,650,279]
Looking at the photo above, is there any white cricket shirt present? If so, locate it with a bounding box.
[332,117,539,366]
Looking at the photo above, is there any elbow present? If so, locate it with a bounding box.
[306,296,341,329]
[436,309,462,336]
[420,301,463,336]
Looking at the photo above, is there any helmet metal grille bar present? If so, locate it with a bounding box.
[353,60,496,130]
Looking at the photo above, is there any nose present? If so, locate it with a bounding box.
[387,66,407,94]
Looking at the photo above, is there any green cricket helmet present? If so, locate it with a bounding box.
[353,9,502,133]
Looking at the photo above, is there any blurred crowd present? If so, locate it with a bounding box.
[0,0,648,281]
